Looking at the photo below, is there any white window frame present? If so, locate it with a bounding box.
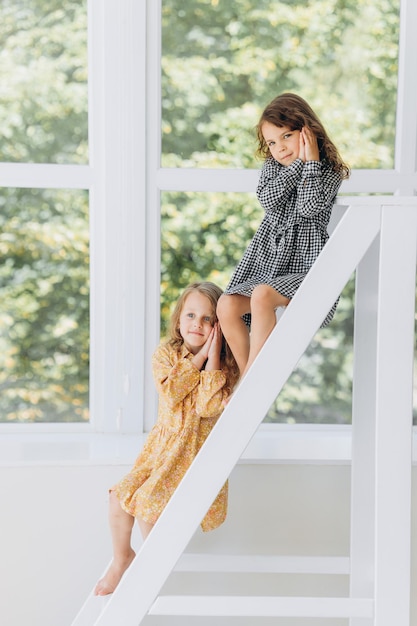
[144,0,417,443]
[0,0,416,466]
[0,1,149,442]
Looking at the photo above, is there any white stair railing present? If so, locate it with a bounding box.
[72,200,417,626]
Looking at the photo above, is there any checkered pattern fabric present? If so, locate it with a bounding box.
[224,157,343,327]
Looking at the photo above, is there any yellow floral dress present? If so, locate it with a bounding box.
[113,342,231,532]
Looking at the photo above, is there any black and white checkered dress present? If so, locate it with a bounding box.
[224,156,342,327]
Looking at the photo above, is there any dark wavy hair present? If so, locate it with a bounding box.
[256,92,350,179]
[168,282,240,391]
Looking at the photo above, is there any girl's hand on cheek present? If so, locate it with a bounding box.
[206,323,222,370]
[192,327,214,370]
[298,129,306,162]
[200,327,214,360]
[302,127,319,162]
[208,323,222,360]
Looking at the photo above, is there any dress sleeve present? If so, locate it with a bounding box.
[295,161,342,218]
[256,157,303,212]
[152,345,200,409]
[195,369,228,418]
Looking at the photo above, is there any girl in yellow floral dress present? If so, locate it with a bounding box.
[95,281,239,596]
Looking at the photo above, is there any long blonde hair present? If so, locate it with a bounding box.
[256,93,350,179]
[168,282,240,391]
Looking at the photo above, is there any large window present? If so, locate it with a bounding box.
[0,0,89,424]
[0,1,146,431]
[1,0,416,434]
[159,0,402,424]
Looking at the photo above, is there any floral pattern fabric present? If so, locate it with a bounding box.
[113,342,230,532]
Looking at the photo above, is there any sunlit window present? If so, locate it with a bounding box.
[160,0,401,424]
[0,1,89,423]
[0,0,413,430]
[0,188,89,423]
[161,191,354,424]
[0,0,88,164]
[162,0,400,170]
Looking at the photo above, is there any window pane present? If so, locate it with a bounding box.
[161,189,261,334]
[162,0,400,169]
[0,0,88,164]
[161,191,353,424]
[265,275,354,425]
[0,188,89,423]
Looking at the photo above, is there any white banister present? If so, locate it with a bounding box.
[71,201,417,626]
[89,204,382,626]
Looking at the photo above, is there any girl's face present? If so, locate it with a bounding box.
[179,291,214,354]
[261,121,301,166]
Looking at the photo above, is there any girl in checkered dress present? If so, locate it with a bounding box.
[217,93,350,379]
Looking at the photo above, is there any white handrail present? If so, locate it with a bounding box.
[72,200,417,626]
[83,203,381,626]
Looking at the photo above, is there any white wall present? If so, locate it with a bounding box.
[1,461,415,626]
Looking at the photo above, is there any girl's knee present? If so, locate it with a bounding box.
[251,284,274,306]
[217,293,250,322]
[251,284,288,309]
[252,284,269,296]
[217,294,234,320]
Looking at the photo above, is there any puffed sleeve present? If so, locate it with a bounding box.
[152,344,200,409]
[195,369,228,418]
[295,162,342,218]
[256,157,303,213]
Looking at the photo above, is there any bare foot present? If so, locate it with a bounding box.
[94,550,136,596]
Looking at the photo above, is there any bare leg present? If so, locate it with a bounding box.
[217,293,251,375]
[136,516,154,540]
[94,491,136,596]
[241,285,289,379]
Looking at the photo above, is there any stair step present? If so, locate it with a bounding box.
[71,556,350,625]
[174,554,350,575]
[150,595,374,618]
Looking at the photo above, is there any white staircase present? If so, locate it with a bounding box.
[72,199,417,626]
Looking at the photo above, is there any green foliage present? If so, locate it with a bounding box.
[0,0,87,163]
[0,188,89,422]
[161,191,262,331]
[0,0,407,424]
[0,0,88,422]
[160,187,356,424]
[162,0,400,169]
[160,0,401,424]
[265,276,355,424]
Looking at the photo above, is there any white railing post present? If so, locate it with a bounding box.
[373,205,417,625]
[349,232,380,626]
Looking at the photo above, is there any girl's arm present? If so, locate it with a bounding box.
[296,127,342,218]
[256,157,303,213]
[152,344,201,408]
[295,163,342,218]
[195,369,228,418]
